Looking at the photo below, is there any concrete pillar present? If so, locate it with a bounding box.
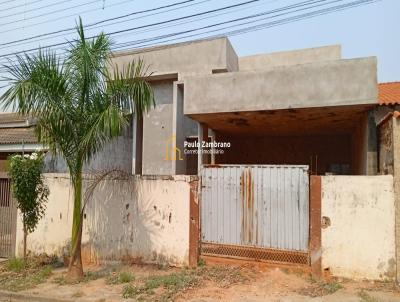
[132,116,143,175]
[210,129,216,165]
[197,123,209,174]
[392,117,400,282]
[367,110,378,175]
[172,81,185,174]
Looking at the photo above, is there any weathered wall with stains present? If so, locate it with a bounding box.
[15,174,196,266]
[321,175,396,280]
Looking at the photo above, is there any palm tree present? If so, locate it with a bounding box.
[0,19,154,279]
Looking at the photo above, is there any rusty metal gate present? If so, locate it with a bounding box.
[0,176,17,258]
[200,165,309,265]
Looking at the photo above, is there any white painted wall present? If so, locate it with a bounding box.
[15,174,194,266]
[321,175,396,280]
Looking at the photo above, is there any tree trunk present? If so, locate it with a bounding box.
[67,170,84,280]
[22,216,27,259]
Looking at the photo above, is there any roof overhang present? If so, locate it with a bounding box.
[189,105,373,137]
[184,57,378,115]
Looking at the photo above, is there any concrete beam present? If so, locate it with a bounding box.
[184,57,378,115]
[110,38,238,80]
[239,45,341,71]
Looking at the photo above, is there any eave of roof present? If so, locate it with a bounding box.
[379,82,400,105]
[0,126,38,144]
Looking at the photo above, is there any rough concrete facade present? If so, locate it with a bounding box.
[321,175,396,280]
[15,174,197,266]
[184,57,377,115]
[106,38,377,176]
[44,121,134,174]
[239,45,341,71]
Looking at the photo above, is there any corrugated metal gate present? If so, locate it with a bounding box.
[0,177,17,258]
[200,165,310,265]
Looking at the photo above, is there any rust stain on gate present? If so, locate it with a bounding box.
[240,168,258,245]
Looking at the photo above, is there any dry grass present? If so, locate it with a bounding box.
[0,255,59,292]
[120,265,248,301]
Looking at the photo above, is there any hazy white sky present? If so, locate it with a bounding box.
[0,0,397,85]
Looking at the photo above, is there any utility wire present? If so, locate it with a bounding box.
[0,0,262,59]
[0,0,31,7]
[0,0,360,66]
[0,0,103,26]
[112,0,359,50]
[0,0,134,34]
[0,0,79,20]
[0,0,379,72]
[0,0,207,49]
[0,0,46,11]
[129,0,379,50]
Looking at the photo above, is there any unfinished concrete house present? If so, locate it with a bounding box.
[111,38,378,176]
[2,38,398,282]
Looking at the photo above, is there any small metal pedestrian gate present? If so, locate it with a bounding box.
[0,177,17,258]
[200,165,309,265]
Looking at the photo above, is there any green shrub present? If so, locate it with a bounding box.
[6,258,26,272]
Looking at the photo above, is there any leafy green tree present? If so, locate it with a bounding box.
[8,152,49,258]
[1,19,154,279]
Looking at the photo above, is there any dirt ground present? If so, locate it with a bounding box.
[1,258,400,302]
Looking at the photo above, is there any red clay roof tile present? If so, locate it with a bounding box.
[379,82,400,105]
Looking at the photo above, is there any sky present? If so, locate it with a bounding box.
[0,0,398,89]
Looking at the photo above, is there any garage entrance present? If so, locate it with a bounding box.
[200,164,309,265]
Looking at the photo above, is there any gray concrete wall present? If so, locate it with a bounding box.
[44,124,133,174]
[142,79,177,175]
[110,38,237,79]
[239,45,341,71]
[351,111,377,175]
[184,57,378,115]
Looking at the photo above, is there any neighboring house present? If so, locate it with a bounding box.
[0,113,41,171]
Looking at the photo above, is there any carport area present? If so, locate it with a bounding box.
[190,104,375,175]
[181,56,378,176]
[177,54,379,267]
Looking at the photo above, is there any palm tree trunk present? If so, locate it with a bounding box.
[68,168,84,279]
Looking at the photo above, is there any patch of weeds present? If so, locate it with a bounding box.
[120,265,246,301]
[200,266,247,287]
[53,275,67,285]
[121,270,199,301]
[5,258,26,272]
[358,290,380,302]
[107,271,135,285]
[0,265,52,292]
[197,258,206,267]
[297,280,343,297]
[82,270,105,282]
[319,280,342,294]
[122,284,141,299]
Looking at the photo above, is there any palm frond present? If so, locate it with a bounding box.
[106,59,155,118]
